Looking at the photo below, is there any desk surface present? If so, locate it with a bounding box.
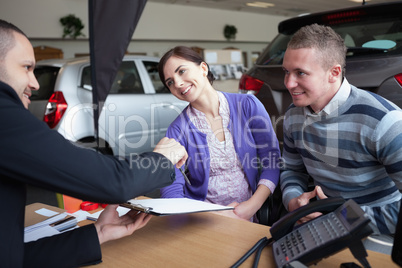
[25,203,65,227]
[89,211,398,268]
[25,203,397,268]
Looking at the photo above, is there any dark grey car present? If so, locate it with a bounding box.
[239,2,402,147]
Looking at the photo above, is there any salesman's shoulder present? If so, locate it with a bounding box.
[0,81,21,105]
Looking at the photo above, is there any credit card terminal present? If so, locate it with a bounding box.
[270,198,372,267]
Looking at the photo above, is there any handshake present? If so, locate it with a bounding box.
[153,137,188,169]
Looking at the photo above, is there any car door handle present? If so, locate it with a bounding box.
[160,103,176,109]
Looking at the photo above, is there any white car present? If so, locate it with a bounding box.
[30,56,187,158]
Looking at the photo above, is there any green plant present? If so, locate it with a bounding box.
[60,14,85,39]
[223,25,237,41]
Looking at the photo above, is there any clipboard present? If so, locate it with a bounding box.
[120,198,234,216]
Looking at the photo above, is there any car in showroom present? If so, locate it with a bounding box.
[239,1,402,148]
[30,56,187,157]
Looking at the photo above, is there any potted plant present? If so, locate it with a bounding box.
[223,25,237,41]
[60,14,85,39]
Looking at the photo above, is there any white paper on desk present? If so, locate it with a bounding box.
[124,198,234,216]
[71,206,129,222]
[24,225,60,242]
[24,212,78,242]
[24,213,66,233]
[35,208,59,217]
[72,210,98,222]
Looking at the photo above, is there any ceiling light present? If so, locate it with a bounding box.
[348,0,370,3]
[246,2,275,8]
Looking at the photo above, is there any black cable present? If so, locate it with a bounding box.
[356,257,371,268]
[348,239,371,268]
[253,237,273,268]
[231,237,269,268]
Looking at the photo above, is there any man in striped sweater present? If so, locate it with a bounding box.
[280,24,402,238]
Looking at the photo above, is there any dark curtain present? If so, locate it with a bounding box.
[88,0,147,147]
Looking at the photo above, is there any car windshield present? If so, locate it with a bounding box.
[80,61,146,94]
[257,14,402,66]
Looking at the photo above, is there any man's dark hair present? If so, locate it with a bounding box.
[0,19,27,61]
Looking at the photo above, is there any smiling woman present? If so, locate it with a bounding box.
[157,45,281,224]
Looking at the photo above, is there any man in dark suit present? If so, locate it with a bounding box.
[0,19,187,268]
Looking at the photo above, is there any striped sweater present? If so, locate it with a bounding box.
[280,79,402,234]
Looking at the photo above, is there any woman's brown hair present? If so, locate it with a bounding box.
[158,46,214,89]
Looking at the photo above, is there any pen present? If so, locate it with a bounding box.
[86,216,98,222]
[50,215,75,227]
[179,167,191,186]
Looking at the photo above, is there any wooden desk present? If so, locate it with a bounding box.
[24,203,65,227]
[89,212,398,268]
[25,203,397,268]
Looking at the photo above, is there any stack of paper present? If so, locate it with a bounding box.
[24,212,77,242]
[121,198,234,216]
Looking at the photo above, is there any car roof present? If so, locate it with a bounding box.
[278,1,402,35]
[35,55,160,67]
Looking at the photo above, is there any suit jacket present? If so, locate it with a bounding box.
[0,81,175,267]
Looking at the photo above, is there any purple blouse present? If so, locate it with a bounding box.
[187,92,275,208]
[160,92,281,221]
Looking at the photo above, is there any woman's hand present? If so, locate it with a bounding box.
[233,184,272,221]
[212,202,247,221]
[95,204,152,244]
[233,200,257,221]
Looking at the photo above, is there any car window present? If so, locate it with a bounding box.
[81,61,145,94]
[32,66,59,100]
[257,34,290,66]
[338,19,402,57]
[257,15,402,66]
[143,60,170,94]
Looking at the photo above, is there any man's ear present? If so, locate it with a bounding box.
[329,65,342,83]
